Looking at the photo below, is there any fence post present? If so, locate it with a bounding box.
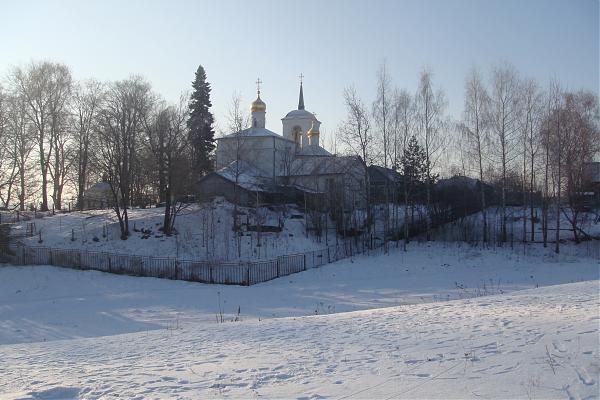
[303,254,306,271]
[276,257,280,277]
[174,260,179,280]
[246,263,250,286]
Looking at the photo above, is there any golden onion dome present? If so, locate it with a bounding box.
[307,122,319,137]
[251,95,266,112]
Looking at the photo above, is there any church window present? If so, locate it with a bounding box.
[292,126,302,144]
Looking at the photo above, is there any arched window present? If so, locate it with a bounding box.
[292,126,302,144]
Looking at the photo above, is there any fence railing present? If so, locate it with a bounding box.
[6,238,380,286]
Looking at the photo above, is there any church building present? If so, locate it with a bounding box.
[198,79,366,209]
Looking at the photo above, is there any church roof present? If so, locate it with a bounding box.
[286,155,363,177]
[282,109,319,120]
[219,127,292,141]
[296,145,332,157]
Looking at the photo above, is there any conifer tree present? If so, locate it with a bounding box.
[187,65,215,174]
[402,135,428,232]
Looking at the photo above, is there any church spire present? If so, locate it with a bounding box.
[298,73,305,110]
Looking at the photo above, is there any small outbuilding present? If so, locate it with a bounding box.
[82,182,115,210]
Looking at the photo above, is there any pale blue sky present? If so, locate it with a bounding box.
[1,0,598,141]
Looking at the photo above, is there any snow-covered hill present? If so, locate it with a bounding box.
[0,242,598,398]
[9,199,331,262]
[1,280,598,399]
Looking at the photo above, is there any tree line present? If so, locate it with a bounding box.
[338,61,599,252]
[0,62,215,239]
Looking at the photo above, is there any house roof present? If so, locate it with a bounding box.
[368,165,403,183]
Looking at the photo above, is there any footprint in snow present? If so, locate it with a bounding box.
[27,387,80,400]
[575,367,596,386]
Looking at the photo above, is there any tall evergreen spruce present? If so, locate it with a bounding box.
[187,65,215,174]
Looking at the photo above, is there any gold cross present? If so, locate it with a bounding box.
[256,78,263,94]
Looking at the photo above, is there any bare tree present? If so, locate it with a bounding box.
[489,63,520,243]
[339,86,374,240]
[48,65,73,210]
[72,79,104,210]
[0,85,13,207]
[96,76,152,239]
[415,69,447,240]
[372,61,393,249]
[225,93,250,257]
[145,95,192,235]
[11,62,53,211]
[550,81,564,253]
[540,88,553,247]
[461,67,490,243]
[560,90,599,243]
[5,92,36,211]
[392,89,415,248]
[518,78,543,242]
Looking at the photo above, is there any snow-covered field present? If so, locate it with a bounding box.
[0,242,598,399]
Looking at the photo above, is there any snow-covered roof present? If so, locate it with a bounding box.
[296,145,332,157]
[286,155,363,177]
[220,127,291,141]
[282,109,320,121]
[211,160,273,192]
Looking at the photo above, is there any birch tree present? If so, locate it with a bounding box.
[415,69,447,240]
[339,85,374,236]
[518,78,543,242]
[461,67,490,242]
[489,64,520,243]
[392,89,415,248]
[372,61,393,248]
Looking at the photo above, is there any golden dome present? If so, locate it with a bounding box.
[307,122,319,137]
[251,95,266,112]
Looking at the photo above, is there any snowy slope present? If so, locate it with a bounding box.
[9,199,330,262]
[1,281,598,399]
[1,242,598,346]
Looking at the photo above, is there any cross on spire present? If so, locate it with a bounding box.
[255,78,263,95]
[298,74,305,110]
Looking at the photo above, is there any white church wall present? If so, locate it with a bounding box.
[216,136,296,178]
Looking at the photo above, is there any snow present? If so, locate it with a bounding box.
[213,160,274,191]
[9,200,329,262]
[0,242,598,398]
